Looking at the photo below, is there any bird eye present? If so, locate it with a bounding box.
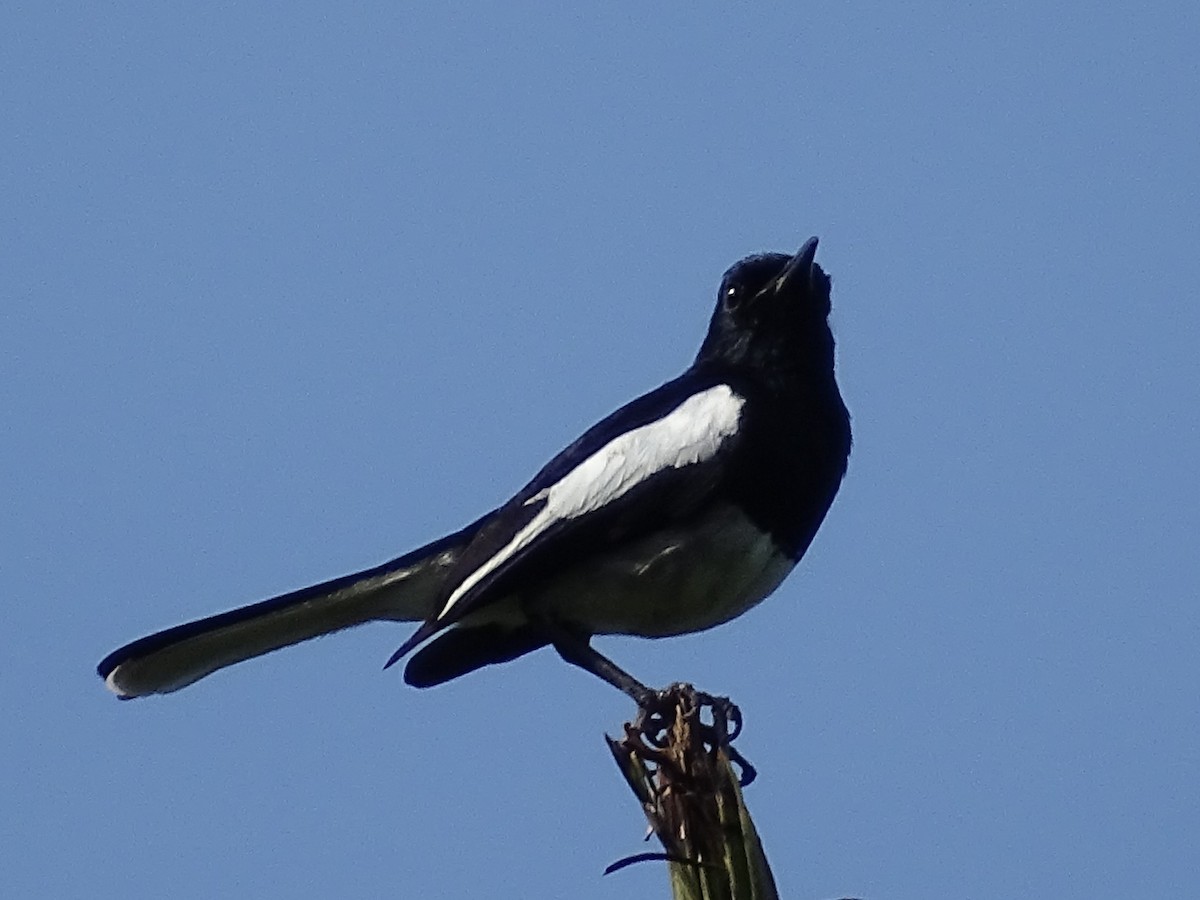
[723,285,744,309]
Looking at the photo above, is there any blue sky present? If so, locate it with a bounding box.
[3,3,1198,898]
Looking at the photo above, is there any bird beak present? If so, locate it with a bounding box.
[773,236,819,294]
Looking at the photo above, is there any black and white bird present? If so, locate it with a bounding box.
[99,237,851,704]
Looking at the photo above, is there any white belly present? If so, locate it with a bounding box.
[529,504,796,637]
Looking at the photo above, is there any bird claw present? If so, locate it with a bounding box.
[628,682,755,785]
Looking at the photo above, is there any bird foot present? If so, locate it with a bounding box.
[628,682,755,785]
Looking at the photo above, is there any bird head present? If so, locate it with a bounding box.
[694,237,836,382]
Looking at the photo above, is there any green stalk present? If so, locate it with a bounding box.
[606,686,779,900]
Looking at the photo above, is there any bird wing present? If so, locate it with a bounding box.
[387,374,747,660]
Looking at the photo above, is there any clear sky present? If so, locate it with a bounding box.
[4,4,1197,898]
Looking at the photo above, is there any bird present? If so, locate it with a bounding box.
[98,237,851,705]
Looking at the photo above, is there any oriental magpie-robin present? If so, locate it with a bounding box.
[99,237,851,704]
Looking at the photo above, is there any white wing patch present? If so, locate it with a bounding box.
[437,384,746,620]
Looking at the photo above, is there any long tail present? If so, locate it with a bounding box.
[98,519,483,699]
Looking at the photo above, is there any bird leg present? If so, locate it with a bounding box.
[547,629,657,707]
[546,628,751,776]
